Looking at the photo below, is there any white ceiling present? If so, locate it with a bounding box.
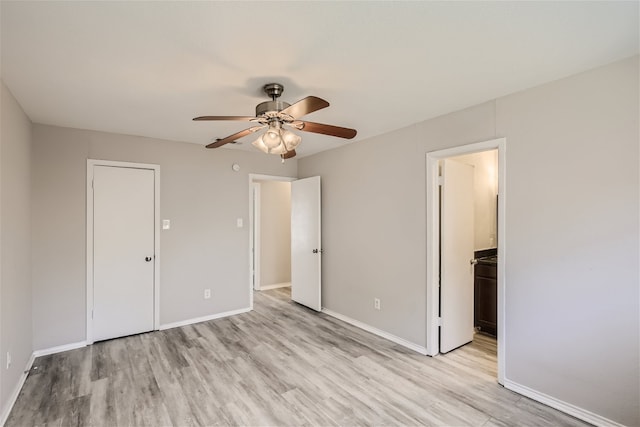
[1,1,638,158]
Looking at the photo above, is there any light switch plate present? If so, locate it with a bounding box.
[162,219,170,230]
[236,218,243,228]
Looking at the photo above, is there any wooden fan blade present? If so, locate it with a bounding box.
[193,116,255,121]
[299,121,357,139]
[281,150,296,159]
[206,127,261,148]
[280,96,329,119]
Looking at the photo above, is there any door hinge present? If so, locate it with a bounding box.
[437,176,444,186]
[437,317,442,326]
[91,309,94,319]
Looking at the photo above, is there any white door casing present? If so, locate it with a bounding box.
[86,160,160,344]
[291,176,322,311]
[252,183,261,291]
[440,158,475,353]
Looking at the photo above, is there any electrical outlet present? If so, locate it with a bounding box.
[6,352,11,370]
[204,289,211,299]
[374,298,381,310]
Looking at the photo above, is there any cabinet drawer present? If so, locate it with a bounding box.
[475,263,497,279]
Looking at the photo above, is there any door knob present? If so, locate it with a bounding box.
[312,249,324,254]
[145,257,153,262]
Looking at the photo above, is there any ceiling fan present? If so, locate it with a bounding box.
[193,83,357,160]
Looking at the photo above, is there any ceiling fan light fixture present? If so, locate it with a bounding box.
[282,129,301,151]
[272,144,288,155]
[262,130,281,149]
[252,120,300,155]
[251,136,269,153]
[262,121,283,149]
[252,134,288,155]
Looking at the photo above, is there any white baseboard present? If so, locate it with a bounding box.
[503,379,624,427]
[321,308,428,355]
[159,307,251,331]
[259,282,291,291]
[33,341,87,358]
[1,352,35,426]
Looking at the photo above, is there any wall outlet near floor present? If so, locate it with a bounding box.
[6,351,11,370]
[374,298,381,310]
[204,289,211,300]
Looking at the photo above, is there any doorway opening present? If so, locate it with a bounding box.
[426,138,506,384]
[249,174,323,312]
[252,179,293,291]
[249,174,296,310]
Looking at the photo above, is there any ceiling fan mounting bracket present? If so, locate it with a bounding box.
[263,83,284,100]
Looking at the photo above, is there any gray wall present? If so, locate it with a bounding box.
[258,181,291,287]
[298,56,639,425]
[0,82,32,418]
[31,125,297,349]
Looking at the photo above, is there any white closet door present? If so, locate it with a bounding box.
[93,165,155,341]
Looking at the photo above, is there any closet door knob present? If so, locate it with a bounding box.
[145,257,153,262]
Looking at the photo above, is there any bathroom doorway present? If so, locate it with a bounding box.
[426,138,506,384]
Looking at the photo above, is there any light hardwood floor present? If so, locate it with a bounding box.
[7,288,588,426]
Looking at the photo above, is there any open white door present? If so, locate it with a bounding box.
[440,159,475,353]
[291,176,321,311]
[93,165,155,341]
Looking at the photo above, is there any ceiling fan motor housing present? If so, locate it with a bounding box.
[257,83,291,116]
[256,100,291,117]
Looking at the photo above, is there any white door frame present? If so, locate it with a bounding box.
[248,174,296,310]
[86,159,161,344]
[425,138,506,384]
[252,182,262,291]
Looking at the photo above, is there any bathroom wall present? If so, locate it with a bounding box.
[452,150,498,250]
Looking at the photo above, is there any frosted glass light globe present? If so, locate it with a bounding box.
[262,129,282,149]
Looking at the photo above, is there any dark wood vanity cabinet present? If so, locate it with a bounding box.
[474,257,497,337]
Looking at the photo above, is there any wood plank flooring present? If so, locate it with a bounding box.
[7,288,589,426]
